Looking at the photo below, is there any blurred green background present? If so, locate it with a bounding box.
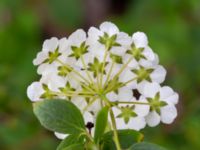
[0,0,200,149]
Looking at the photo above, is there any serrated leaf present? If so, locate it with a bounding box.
[129,142,167,150]
[94,106,109,143]
[33,99,85,135]
[57,134,84,150]
[101,129,144,150]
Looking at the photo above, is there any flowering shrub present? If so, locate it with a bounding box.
[27,22,178,150]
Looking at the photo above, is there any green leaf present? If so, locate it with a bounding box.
[57,134,84,150]
[62,143,84,150]
[129,142,167,150]
[33,99,85,135]
[94,106,109,143]
[101,129,144,150]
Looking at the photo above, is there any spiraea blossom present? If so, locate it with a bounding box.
[27,22,178,140]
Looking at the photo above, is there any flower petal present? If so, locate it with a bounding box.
[132,32,148,48]
[150,65,166,83]
[33,51,48,65]
[43,37,59,52]
[106,91,118,102]
[128,117,146,131]
[27,82,44,102]
[68,29,86,45]
[118,87,133,101]
[138,82,160,98]
[145,111,161,127]
[100,22,119,35]
[134,97,150,117]
[161,104,177,124]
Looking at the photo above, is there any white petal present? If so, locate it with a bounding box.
[134,97,150,117]
[106,92,118,102]
[42,37,59,52]
[88,27,102,42]
[87,99,101,115]
[160,86,179,105]
[88,43,106,61]
[127,117,146,131]
[68,29,86,45]
[160,86,174,99]
[59,37,69,52]
[119,68,135,83]
[83,111,94,124]
[118,87,133,101]
[143,47,155,61]
[72,97,87,110]
[152,53,159,65]
[110,47,126,56]
[33,51,48,65]
[27,82,44,102]
[37,62,59,75]
[150,65,166,83]
[161,104,177,124]
[138,82,160,98]
[40,73,66,92]
[145,111,161,127]
[164,93,179,105]
[54,132,68,140]
[100,22,119,35]
[132,32,148,48]
[115,118,127,129]
[116,32,132,46]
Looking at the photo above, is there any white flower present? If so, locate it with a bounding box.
[28,21,179,135]
[139,82,178,127]
[123,32,159,70]
[114,113,146,131]
[87,22,131,61]
[33,37,69,75]
[112,103,147,131]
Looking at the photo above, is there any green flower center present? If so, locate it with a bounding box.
[69,42,88,60]
[147,92,167,114]
[98,32,120,50]
[127,43,146,61]
[117,106,137,124]
[43,47,61,64]
[132,67,154,83]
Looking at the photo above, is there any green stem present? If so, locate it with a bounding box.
[103,61,115,88]
[100,48,109,87]
[121,77,137,87]
[80,56,95,85]
[100,95,121,150]
[110,109,121,150]
[112,101,150,105]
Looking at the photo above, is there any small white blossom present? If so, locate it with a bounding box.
[139,82,178,127]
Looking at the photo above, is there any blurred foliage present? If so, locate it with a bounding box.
[0,0,200,149]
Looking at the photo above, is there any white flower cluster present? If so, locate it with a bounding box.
[27,22,178,139]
